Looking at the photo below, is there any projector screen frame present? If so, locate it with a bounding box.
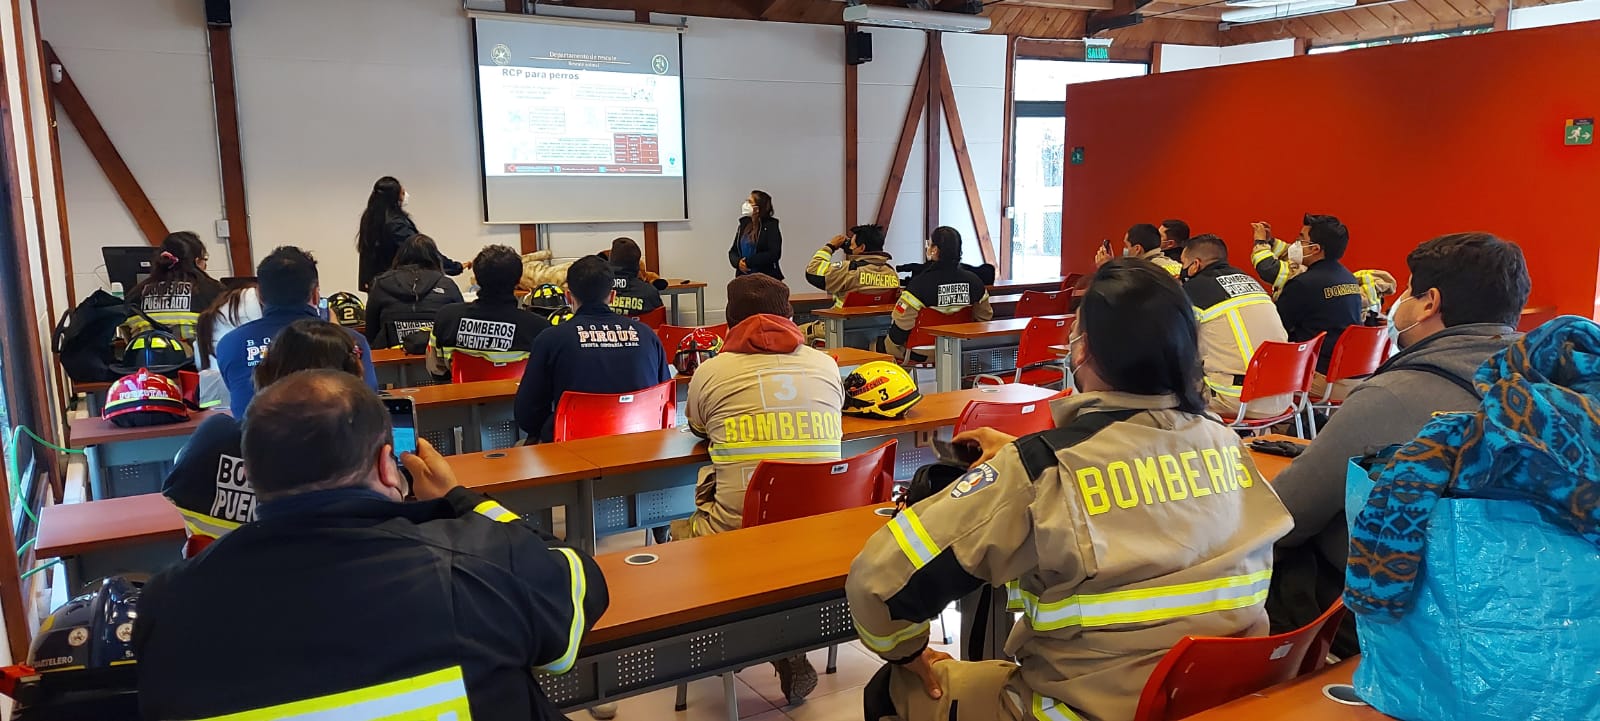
[468,11,690,225]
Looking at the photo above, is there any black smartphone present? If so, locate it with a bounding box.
[383,396,418,497]
[1101,238,1112,254]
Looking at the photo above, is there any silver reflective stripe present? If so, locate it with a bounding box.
[886,509,938,569]
[708,441,841,464]
[1019,570,1272,630]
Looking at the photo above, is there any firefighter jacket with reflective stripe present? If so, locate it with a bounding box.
[1138,248,1183,278]
[607,262,664,317]
[430,296,547,365]
[804,248,899,307]
[686,325,845,535]
[1184,261,1288,401]
[885,261,993,356]
[134,486,607,721]
[846,391,1293,721]
[127,277,225,341]
[1250,239,1301,299]
[161,413,252,542]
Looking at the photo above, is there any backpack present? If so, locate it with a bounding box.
[53,291,132,383]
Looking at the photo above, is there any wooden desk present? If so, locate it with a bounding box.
[1249,433,1305,482]
[540,506,892,713]
[1183,658,1390,720]
[450,443,602,543]
[67,409,231,500]
[925,315,1071,393]
[812,295,1024,349]
[71,380,113,415]
[393,379,520,454]
[661,280,707,325]
[825,346,892,373]
[36,493,184,591]
[370,347,429,388]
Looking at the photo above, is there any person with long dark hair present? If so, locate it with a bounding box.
[365,234,464,349]
[355,176,463,291]
[194,282,264,409]
[126,231,225,340]
[727,189,783,279]
[848,258,1293,721]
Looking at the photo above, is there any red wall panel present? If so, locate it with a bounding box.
[1062,21,1600,318]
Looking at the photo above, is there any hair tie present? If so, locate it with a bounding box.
[160,251,181,269]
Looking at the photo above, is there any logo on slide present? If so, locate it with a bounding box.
[491,44,511,65]
[651,54,669,74]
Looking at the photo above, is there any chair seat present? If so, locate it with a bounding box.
[974,367,1065,387]
[1227,406,1301,429]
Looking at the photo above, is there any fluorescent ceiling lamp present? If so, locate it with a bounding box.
[1221,0,1356,23]
[841,5,992,32]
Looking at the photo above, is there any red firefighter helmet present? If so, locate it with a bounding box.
[102,369,189,428]
[673,328,724,377]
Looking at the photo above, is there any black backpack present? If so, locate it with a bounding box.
[52,291,133,383]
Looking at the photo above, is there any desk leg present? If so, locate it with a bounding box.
[86,391,104,416]
[575,479,597,554]
[935,336,964,393]
[465,405,484,454]
[669,292,682,326]
[85,445,106,501]
[824,318,844,349]
[695,287,706,326]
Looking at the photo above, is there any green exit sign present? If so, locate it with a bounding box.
[1086,45,1110,62]
[1568,118,1594,146]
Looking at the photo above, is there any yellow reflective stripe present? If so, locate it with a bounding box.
[1225,312,1255,367]
[1016,570,1272,630]
[473,500,519,523]
[1006,580,1023,612]
[1195,294,1273,323]
[1033,693,1086,721]
[812,249,834,262]
[898,291,925,311]
[450,348,530,364]
[1205,378,1243,397]
[176,507,242,540]
[886,509,938,569]
[854,619,930,654]
[536,547,587,675]
[708,440,841,464]
[195,666,472,721]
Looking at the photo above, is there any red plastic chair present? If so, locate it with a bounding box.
[657,323,728,361]
[974,315,1074,390]
[953,398,1057,438]
[450,354,528,384]
[551,380,677,442]
[1226,334,1324,438]
[1013,291,1071,318]
[1307,325,1388,419]
[1058,273,1086,293]
[1132,599,1349,721]
[740,439,897,527]
[636,306,667,330]
[182,534,214,559]
[899,306,976,368]
[843,289,898,307]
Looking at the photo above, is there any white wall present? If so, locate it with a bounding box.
[1158,39,1296,72]
[38,0,1007,322]
[1510,0,1600,28]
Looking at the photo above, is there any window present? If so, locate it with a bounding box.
[1309,27,1489,54]
[1010,59,1147,281]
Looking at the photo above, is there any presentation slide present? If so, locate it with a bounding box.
[473,18,688,224]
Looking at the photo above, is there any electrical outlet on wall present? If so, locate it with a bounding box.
[215,218,230,239]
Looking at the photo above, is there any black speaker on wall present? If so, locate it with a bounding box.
[847,29,873,66]
[205,0,231,28]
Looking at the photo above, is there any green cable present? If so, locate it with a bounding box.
[16,537,33,558]
[19,558,60,581]
[7,425,87,527]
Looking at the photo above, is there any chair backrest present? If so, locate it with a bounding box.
[182,534,214,560]
[1016,315,1073,370]
[657,323,729,361]
[1058,273,1086,293]
[450,354,528,384]
[740,440,897,527]
[1132,600,1349,721]
[1322,325,1388,386]
[1239,333,1323,403]
[1014,291,1071,318]
[551,380,677,442]
[843,289,898,307]
[953,398,1057,438]
[904,306,976,355]
[636,306,667,330]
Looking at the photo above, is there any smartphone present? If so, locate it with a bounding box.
[317,297,330,322]
[1100,239,1112,254]
[384,396,418,497]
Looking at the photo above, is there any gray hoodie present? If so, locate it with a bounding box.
[1274,323,1519,564]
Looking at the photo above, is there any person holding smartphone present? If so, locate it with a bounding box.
[162,319,366,547]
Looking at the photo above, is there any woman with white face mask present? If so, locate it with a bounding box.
[355,176,466,292]
[727,189,784,280]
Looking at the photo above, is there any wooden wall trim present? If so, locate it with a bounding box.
[872,46,931,231]
[843,30,858,229]
[922,32,942,242]
[34,0,73,303]
[206,24,253,277]
[1151,42,1165,72]
[42,42,169,246]
[998,35,1015,279]
[519,224,539,255]
[937,50,995,266]
[642,222,659,273]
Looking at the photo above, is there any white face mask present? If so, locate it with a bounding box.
[1122,246,1136,258]
[740,201,754,217]
[401,191,411,207]
[1286,242,1305,266]
[1387,295,1423,348]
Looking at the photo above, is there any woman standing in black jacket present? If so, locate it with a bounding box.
[727,189,783,280]
[355,176,464,291]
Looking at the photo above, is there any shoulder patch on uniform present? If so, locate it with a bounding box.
[949,464,999,499]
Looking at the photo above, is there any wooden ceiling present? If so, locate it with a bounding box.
[543,0,1580,49]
